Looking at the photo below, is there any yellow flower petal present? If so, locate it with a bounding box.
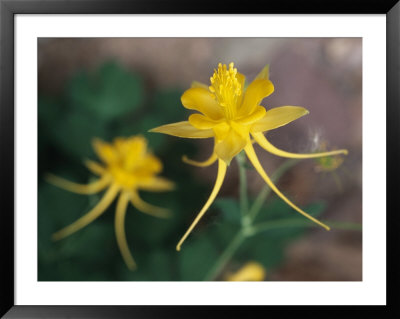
[141,155,163,174]
[214,127,248,164]
[189,114,221,129]
[122,138,149,170]
[236,106,266,125]
[251,106,309,132]
[236,72,246,106]
[239,79,274,115]
[45,173,111,194]
[92,138,119,164]
[226,262,266,281]
[149,121,214,139]
[236,72,246,91]
[181,87,223,120]
[176,159,227,251]
[191,81,209,89]
[212,122,230,141]
[84,160,106,176]
[138,177,175,192]
[182,152,218,167]
[52,184,120,240]
[115,192,137,270]
[244,143,330,231]
[252,132,348,158]
[254,64,270,81]
[130,190,171,218]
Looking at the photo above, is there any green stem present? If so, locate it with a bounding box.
[248,159,298,222]
[204,159,300,281]
[252,219,362,234]
[236,152,249,221]
[204,231,245,281]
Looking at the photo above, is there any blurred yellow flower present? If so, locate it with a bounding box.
[46,136,174,270]
[315,142,344,172]
[225,261,266,281]
[150,62,347,251]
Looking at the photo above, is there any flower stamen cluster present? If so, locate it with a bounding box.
[209,62,242,119]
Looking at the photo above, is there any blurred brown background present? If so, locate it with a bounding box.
[38,38,362,280]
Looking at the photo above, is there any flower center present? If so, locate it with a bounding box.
[209,62,242,120]
[100,137,162,189]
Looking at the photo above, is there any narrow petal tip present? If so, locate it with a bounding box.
[176,245,181,252]
[159,210,173,219]
[44,173,58,184]
[148,126,166,133]
[126,261,137,271]
[334,149,349,156]
[51,233,61,241]
[148,127,158,133]
[182,153,218,167]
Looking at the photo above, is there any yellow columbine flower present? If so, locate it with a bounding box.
[150,62,348,251]
[46,136,174,270]
[225,261,266,281]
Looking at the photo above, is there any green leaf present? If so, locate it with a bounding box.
[38,181,101,280]
[208,221,240,252]
[146,250,175,281]
[38,180,90,237]
[115,88,184,150]
[48,109,109,160]
[138,119,167,150]
[123,193,181,247]
[214,198,241,224]
[38,96,63,126]
[179,234,219,281]
[237,235,285,269]
[151,89,184,123]
[68,61,144,121]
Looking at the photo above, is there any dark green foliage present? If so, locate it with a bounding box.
[68,62,144,121]
[179,234,219,281]
[213,197,325,272]
[214,198,241,224]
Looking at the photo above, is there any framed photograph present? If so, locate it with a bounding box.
[1,0,398,317]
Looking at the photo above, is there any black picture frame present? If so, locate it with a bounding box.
[1,0,398,317]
